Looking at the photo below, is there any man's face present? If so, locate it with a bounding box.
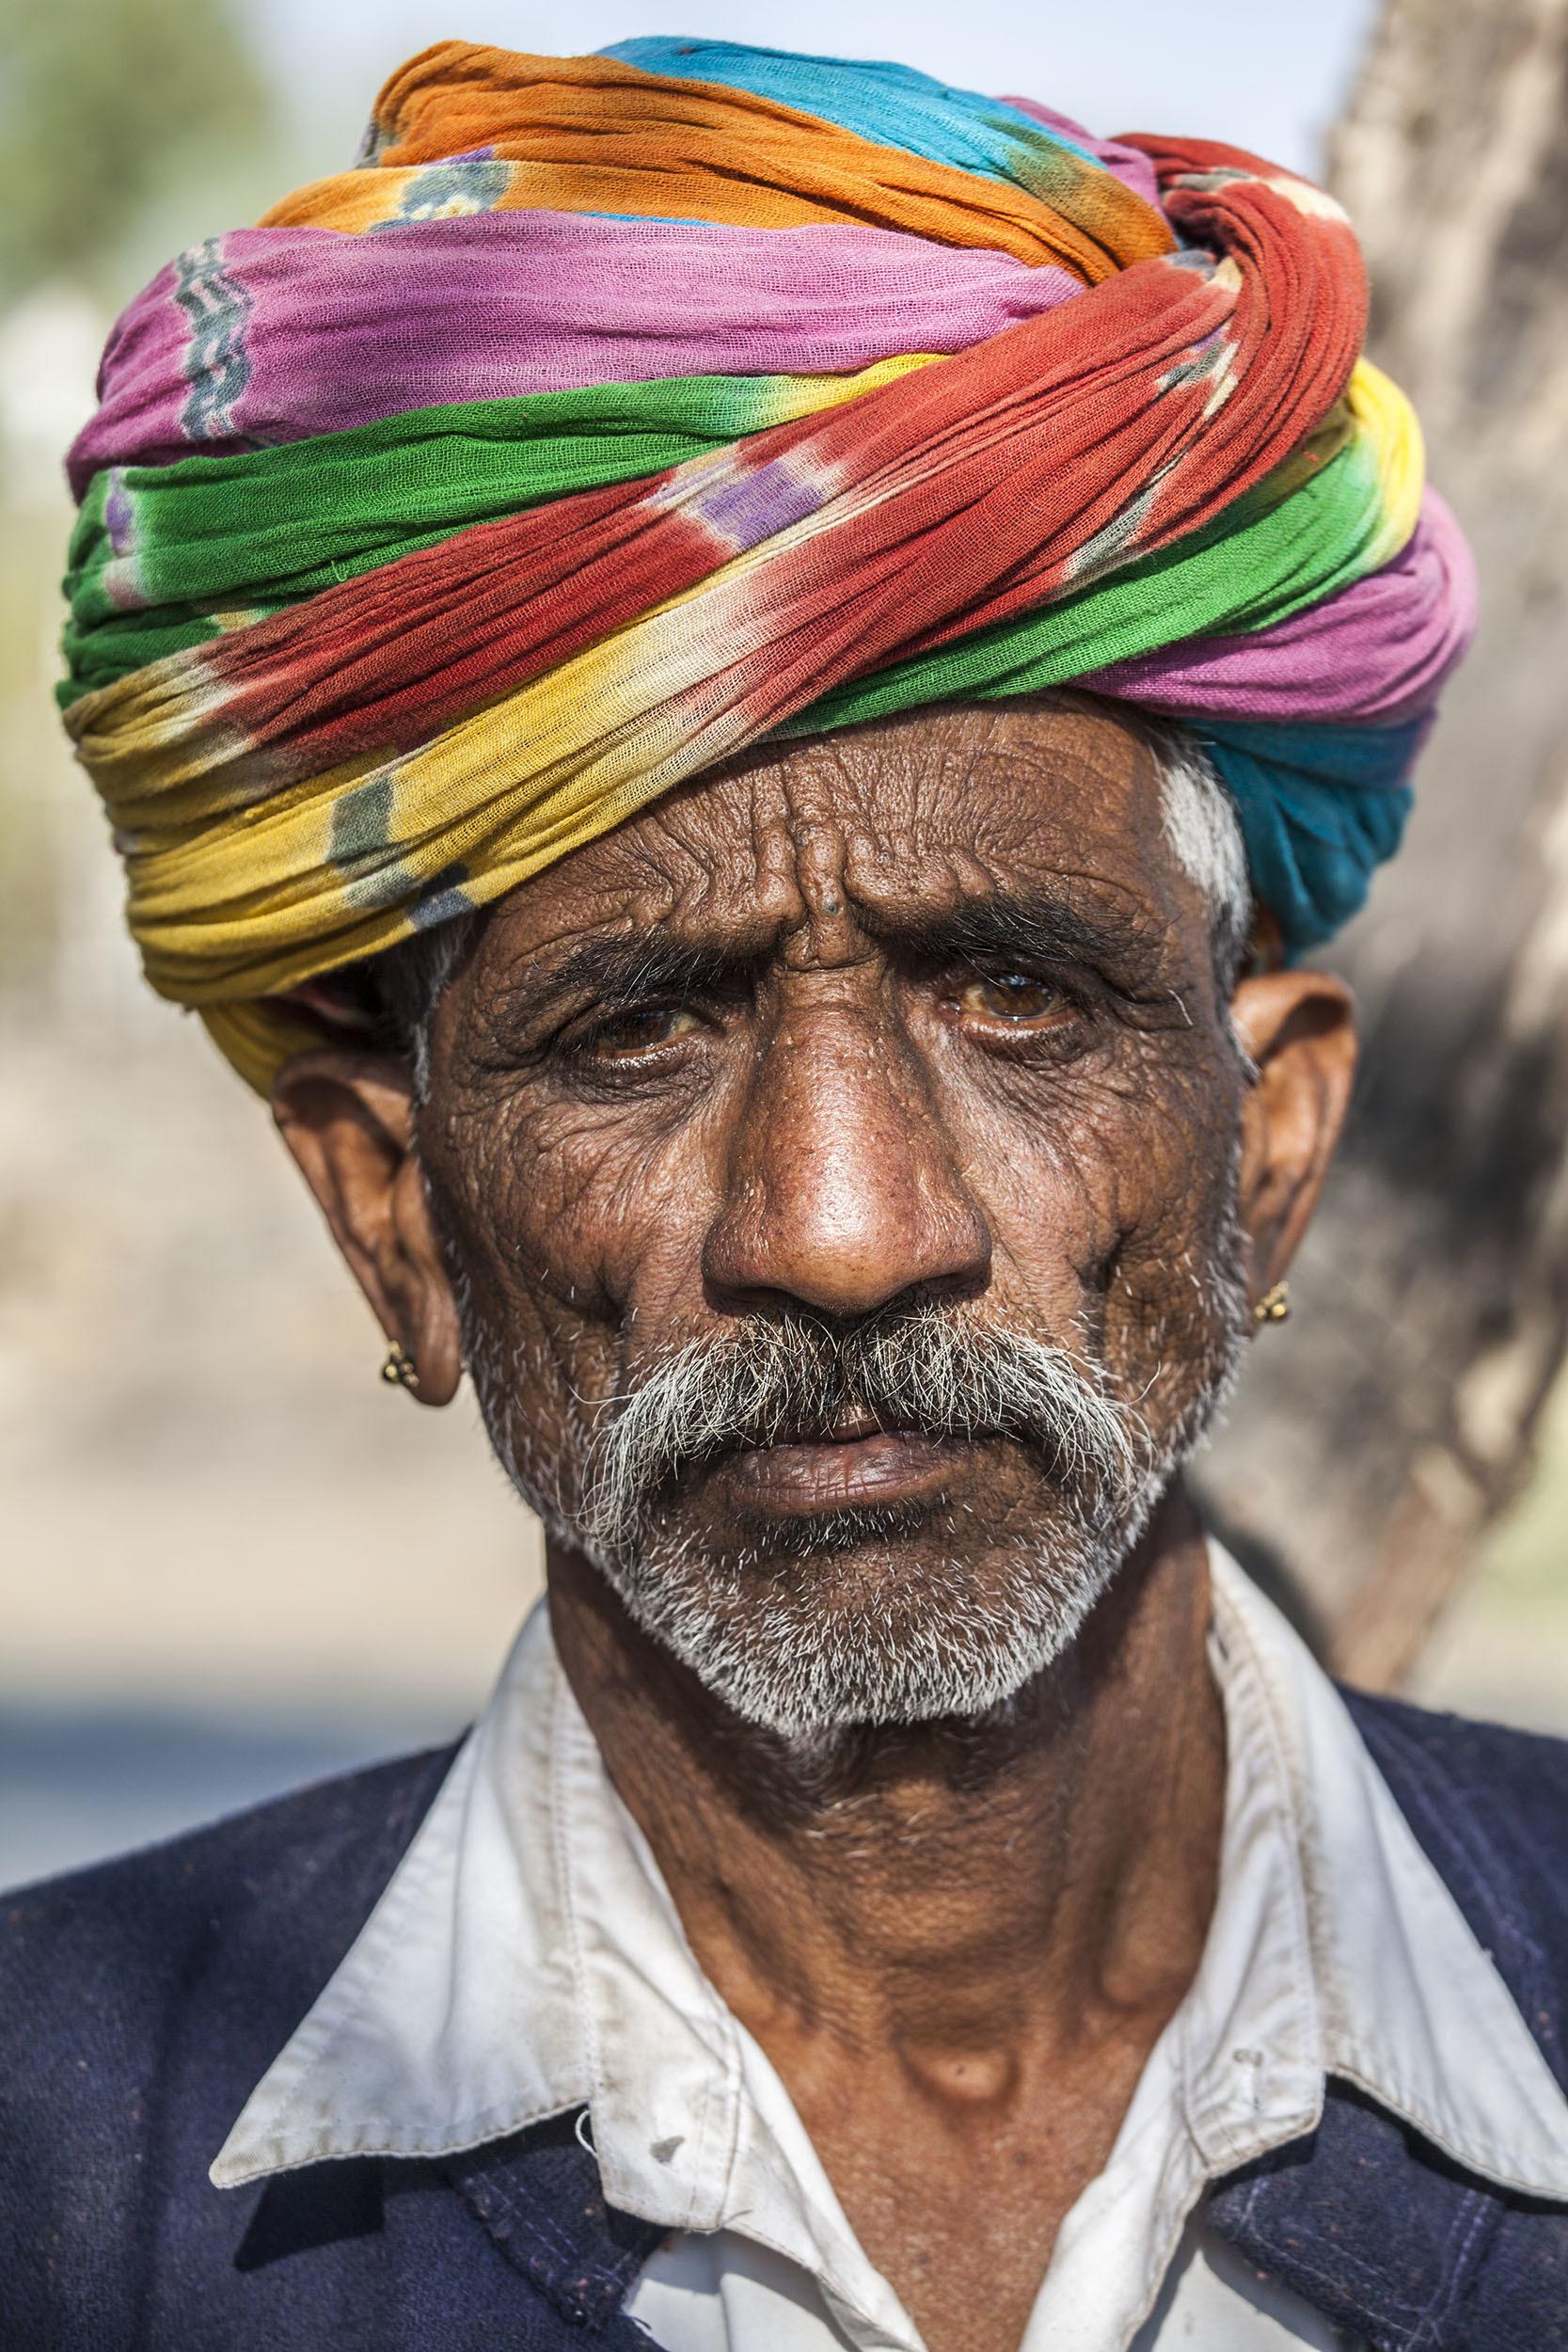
[406,701,1255,1737]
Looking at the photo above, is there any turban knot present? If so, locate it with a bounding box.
[60,35,1476,1089]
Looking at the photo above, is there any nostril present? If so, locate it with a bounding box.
[704,1175,992,1322]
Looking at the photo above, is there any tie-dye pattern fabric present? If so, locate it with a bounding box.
[60,36,1476,1093]
[68,215,1084,492]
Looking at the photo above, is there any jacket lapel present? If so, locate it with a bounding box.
[441,2112,667,2343]
[1206,1686,1568,2351]
[1205,2085,1517,2350]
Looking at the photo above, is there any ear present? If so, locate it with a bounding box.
[270,1049,463,1406]
[1229,968,1357,1308]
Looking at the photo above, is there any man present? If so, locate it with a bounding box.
[6,35,1566,2352]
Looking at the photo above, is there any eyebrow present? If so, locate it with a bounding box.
[508,932,750,1025]
[855,889,1157,981]
[509,885,1162,1025]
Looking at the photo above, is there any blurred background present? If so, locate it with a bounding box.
[4,0,1565,1889]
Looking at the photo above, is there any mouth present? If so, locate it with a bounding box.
[719,1422,976,1516]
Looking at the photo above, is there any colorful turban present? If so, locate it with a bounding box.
[60,37,1476,1091]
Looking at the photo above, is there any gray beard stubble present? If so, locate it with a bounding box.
[454,1217,1251,1743]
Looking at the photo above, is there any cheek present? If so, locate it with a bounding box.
[939,1043,1241,1361]
[1081,1053,1247,1424]
[432,1077,725,1380]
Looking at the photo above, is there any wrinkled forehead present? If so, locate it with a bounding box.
[474,699,1213,985]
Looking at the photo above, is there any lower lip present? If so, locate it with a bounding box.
[721,1432,970,1514]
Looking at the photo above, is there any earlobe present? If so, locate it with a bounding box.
[1229,970,1357,1311]
[270,1049,463,1406]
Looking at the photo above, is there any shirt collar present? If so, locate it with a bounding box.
[213,1549,1568,2214]
[1210,1553,1568,2197]
[211,1604,580,2183]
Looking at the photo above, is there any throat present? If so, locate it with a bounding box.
[549,1489,1226,2351]
[774,1998,1196,2352]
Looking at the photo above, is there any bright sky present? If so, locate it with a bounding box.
[247,0,1380,182]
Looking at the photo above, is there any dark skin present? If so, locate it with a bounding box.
[276,702,1355,2352]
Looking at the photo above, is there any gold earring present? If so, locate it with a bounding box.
[1252,1281,1291,1327]
[380,1341,420,1392]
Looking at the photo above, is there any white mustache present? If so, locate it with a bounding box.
[581,1306,1144,1553]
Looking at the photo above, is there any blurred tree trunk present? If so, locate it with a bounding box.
[1196,0,1568,1683]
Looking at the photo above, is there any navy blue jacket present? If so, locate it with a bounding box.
[3,1690,1566,2350]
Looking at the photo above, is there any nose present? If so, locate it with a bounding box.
[703,1005,992,1320]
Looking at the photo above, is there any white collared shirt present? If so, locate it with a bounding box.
[214,1549,1568,2351]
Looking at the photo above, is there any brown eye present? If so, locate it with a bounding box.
[955,971,1066,1024]
[585,1004,704,1057]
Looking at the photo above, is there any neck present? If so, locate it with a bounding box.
[546,1486,1225,2067]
